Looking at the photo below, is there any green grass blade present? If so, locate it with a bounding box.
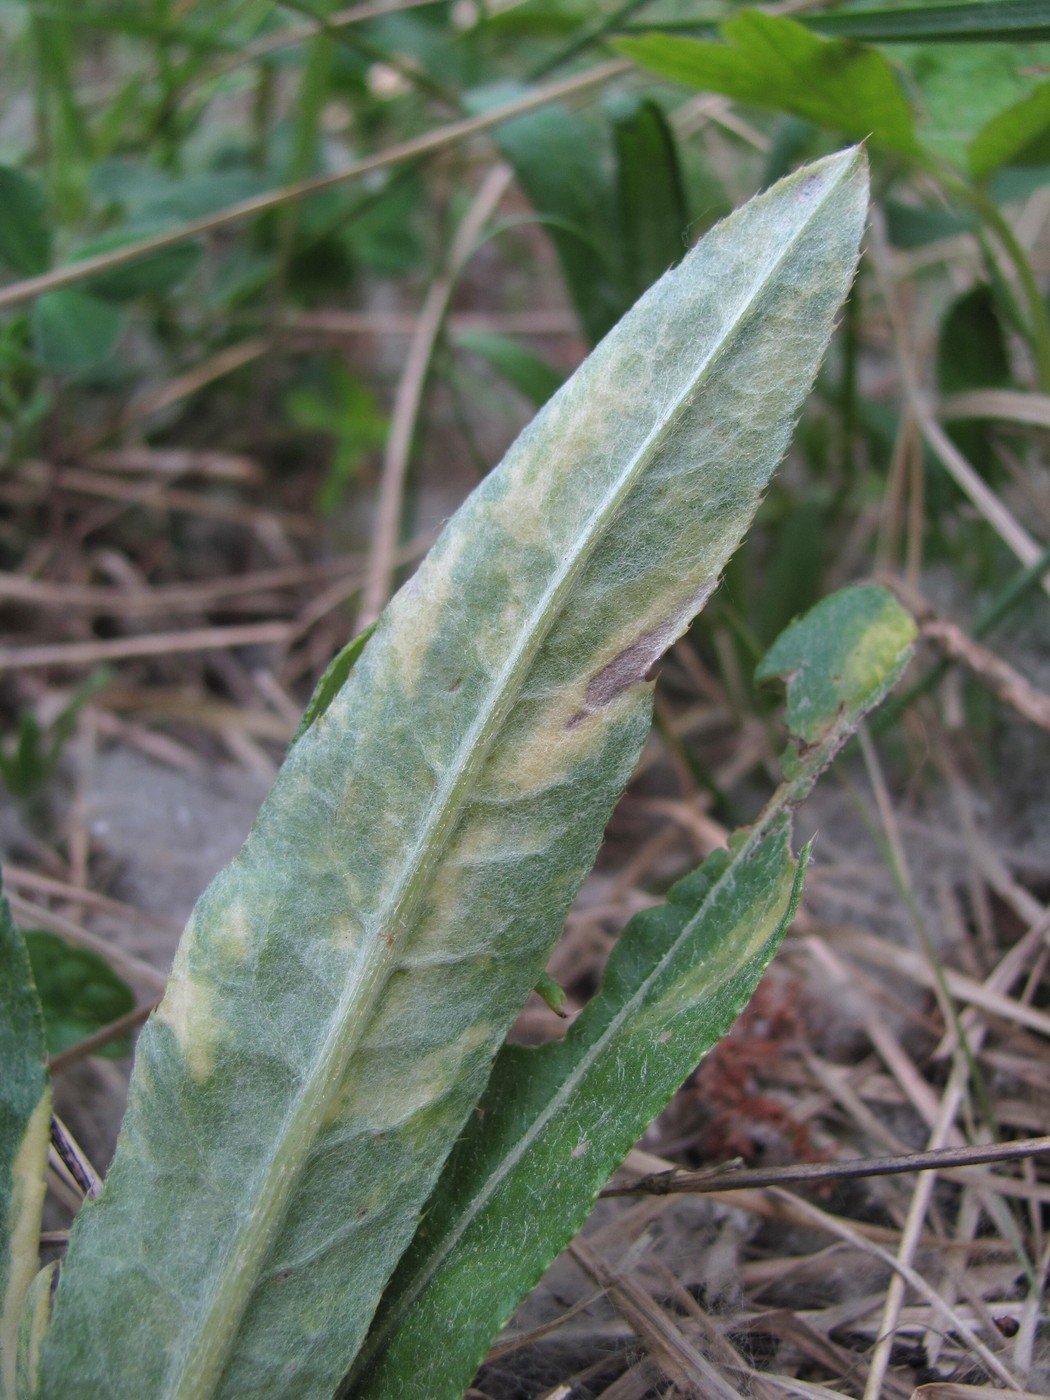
[612,97,688,299]
[493,100,627,344]
[618,2,1050,45]
[38,149,867,1400]
[347,585,915,1400]
[0,883,50,1400]
[802,1,1050,45]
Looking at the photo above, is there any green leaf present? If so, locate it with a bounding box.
[21,932,135,1060]
[453,329,564,409]
[0,883,50,1400]
[616,12,918,158]
[290,625,376,749]
[30,290,123,378]
[342,177,426,278]
[755,584,916,757]
[937,285,1012,483]
[490,97,627,344]
[72,232,202,300]
[938,286,1011,396]
[348,584,914,1400]
[352,828,803,1400]
[970,78,1050,177]
[883,199,974,249]
[902,41,1050,169]
[0,168,52,277]
[39,149,868,1400]
[611,96,688,299]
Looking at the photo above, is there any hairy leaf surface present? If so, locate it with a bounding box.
[348,584,914,1400]
[39,148,867,1400]
[0,884,50,1400]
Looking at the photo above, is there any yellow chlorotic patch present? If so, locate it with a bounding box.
[221,901,253,962]
[486,683,632,797]
[155,952,219,1081]
[386,528,468,694]
[482,479,559,553]
[0,1090,51,1400]
[339,1021,494,1133]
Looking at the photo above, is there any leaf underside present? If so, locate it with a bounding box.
[38,148,868,1400]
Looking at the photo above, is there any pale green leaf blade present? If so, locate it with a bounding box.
[348,583,914,1400]
[0,883,51,1400]
[39,149,868,1400]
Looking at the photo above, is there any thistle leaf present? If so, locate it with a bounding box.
[39,148,868,1400]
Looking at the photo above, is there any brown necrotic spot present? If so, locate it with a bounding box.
[566,629,668,729]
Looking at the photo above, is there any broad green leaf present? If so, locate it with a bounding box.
[611,96,688,299]
[616,12,919,158]
[349,584,914,1400]
[884,199,974,249]
[453,329,564,409]
[39,149,868,1400]
[22,932,135,1060]
[937,285,1012,485]
[0,883,50,1400]
[0,168,51,277]
[91,161,267,223]
[938,287,1011,396]
[970,78,1050,177]
[901,41,1050,168]
[72,232,202,300]
[30,290,123,378]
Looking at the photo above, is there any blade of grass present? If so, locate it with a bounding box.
[617,2,1050,45]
